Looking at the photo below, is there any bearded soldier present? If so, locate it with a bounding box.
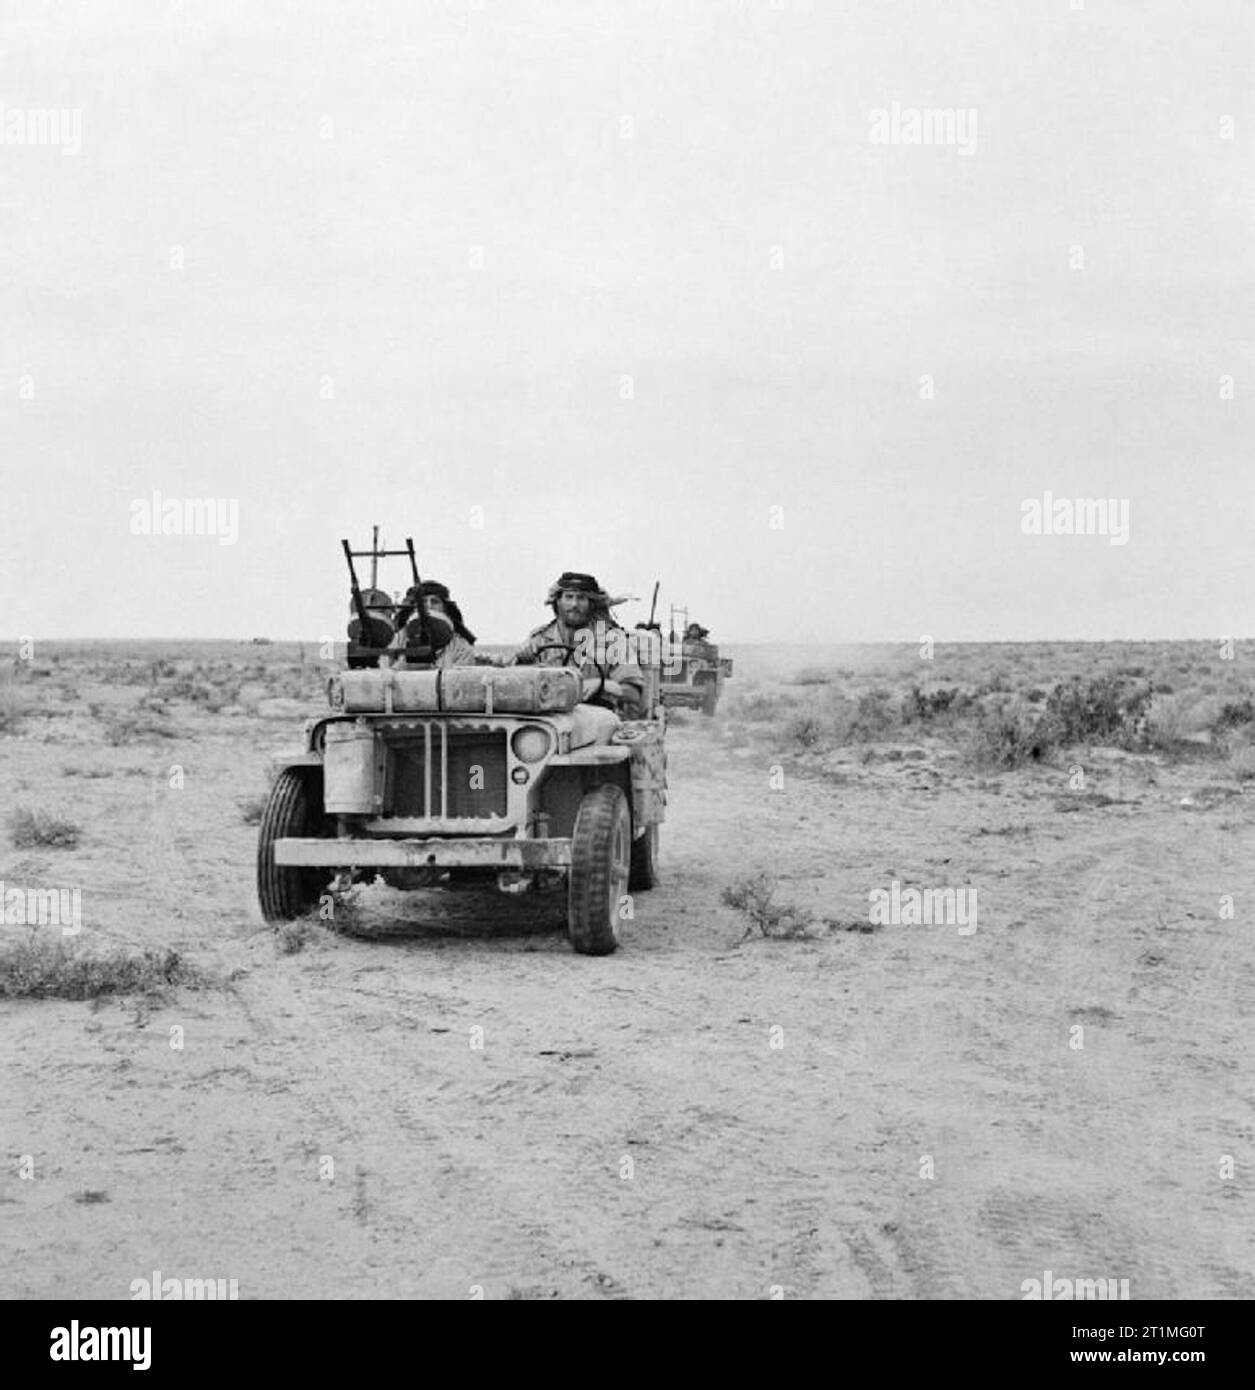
[509,571,645,713]
[390,580,479,668]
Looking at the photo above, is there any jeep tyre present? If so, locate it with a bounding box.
[629,822,659,891]
[257,767,334,924]
[568,784,631,955]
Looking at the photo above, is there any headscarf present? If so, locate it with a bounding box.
[395,580,477,645]
[545,572,634,624]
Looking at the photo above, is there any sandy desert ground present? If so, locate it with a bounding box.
[2,640,1253,1299]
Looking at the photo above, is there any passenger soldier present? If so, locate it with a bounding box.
[390,580,479,668]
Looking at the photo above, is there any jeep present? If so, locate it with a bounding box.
[256,537,666,955]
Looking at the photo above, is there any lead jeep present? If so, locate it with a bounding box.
[256,538,666,955]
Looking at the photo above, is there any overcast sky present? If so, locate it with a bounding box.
[2,0,1252,644]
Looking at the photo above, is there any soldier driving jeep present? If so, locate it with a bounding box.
[508,571,645,714]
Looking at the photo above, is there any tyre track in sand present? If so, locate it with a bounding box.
[10,709,1254,1298]
[228,958,669,1297]
[222,717,922,1298]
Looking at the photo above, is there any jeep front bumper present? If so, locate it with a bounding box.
[660,688,706,708]
[273,836,573,869]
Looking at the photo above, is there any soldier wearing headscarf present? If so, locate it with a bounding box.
[390,580,478,668]
[509,571,644,711]
[682,621,715,659]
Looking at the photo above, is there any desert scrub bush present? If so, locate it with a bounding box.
[0,933,201,1001]
[904,685,962,722]
[778,687,907,754]
[104,713,178,745]
[781,709,828,751]
[166,674,217,704]
[274,915,327,955]
[0,674,29,734]
[1044,674,1151,747]
[1142,692,1195,751]
[193,684,241,715]
[854,687,896,737]
[725,685,800,723]
[721,872,817,941]
[104,662,138,686]
[271,667,324,701]
[90,701,180,746]
[772,689,852,752]
[965,701,1061,769]
[973,669,1012,696]
[10,808,82,849]
[1217,698,1255,730]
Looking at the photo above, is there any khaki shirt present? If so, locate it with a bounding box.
[509,618,644,706]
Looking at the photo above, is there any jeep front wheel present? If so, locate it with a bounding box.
[568,784,631,955]
[257,767,334,924]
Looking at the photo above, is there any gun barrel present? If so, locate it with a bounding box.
[341,538,373,638]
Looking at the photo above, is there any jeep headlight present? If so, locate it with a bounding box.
[511,725,552,764]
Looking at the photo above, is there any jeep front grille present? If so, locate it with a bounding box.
[384,725,508,819]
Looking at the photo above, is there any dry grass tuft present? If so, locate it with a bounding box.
[964,702,1061,770]
[273,915,332,955]
[90,701,182,746]
[0,673,30,734]
[0,934,204,1001]
[10,807,82,849]
[722,873,819,941]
